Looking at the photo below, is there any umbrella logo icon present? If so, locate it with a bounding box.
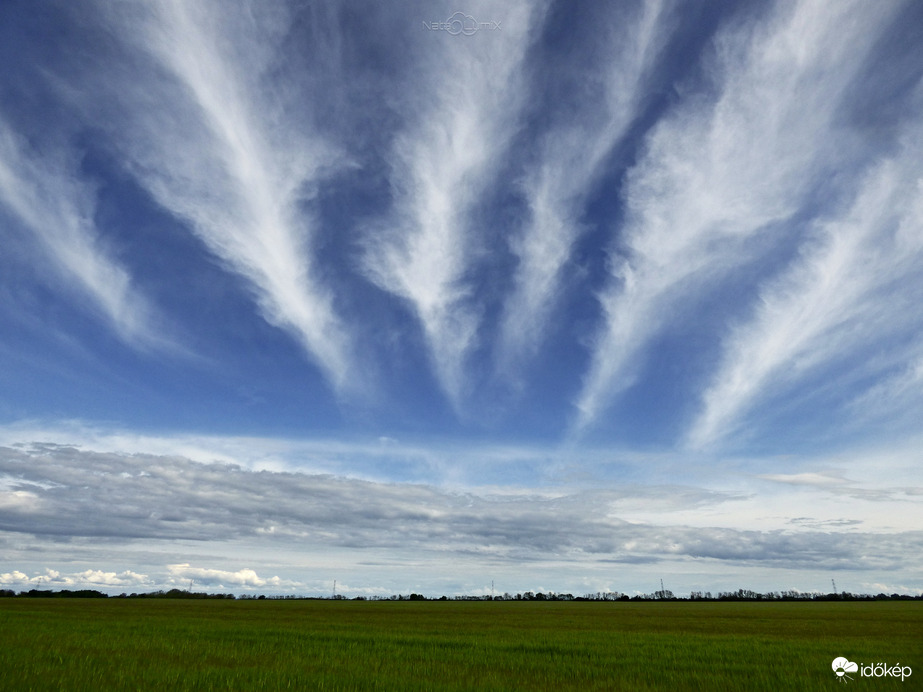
[832,657,858,683]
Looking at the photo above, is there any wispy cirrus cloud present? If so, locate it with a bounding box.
[0,118,160,346]
[574,0,900,432]
[689,120,923,448]
[94,0,356,393]
[363,1,543,408]
[497,0,670,374]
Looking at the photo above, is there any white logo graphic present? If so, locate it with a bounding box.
[445,12,478,36]
[832,657,913,683]
[833,657,858,683]
[422,12,502,36]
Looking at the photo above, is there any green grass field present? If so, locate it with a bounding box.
[1,599,920,690]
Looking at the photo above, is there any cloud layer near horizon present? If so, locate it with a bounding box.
[1,442,920,594]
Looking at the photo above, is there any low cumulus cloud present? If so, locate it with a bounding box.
[0,568,149,588]
[166,564,288,588]
[0,565,291,592]
[861,582,923,597]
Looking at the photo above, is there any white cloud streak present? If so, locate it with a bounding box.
[0,118,160,345]
[98,0,356,393]
[497,0,670,372]
[363,1,543,408]
[689,123,923,448]
[574,0,900,431]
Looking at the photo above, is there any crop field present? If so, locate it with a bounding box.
[1,599,920,691]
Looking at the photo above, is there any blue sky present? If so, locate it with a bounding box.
[0,0,921,597]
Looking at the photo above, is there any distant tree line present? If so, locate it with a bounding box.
[1,587,920,601]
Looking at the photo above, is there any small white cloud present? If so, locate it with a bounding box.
[861,582,923,596]
[758,472,850,487]
[0,570,29,584]
[0,489,41,511]
[167,563,284,588]
[0,568,148,588]
[74,569,150,587]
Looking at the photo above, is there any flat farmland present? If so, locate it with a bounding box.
[1,599,920,690]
